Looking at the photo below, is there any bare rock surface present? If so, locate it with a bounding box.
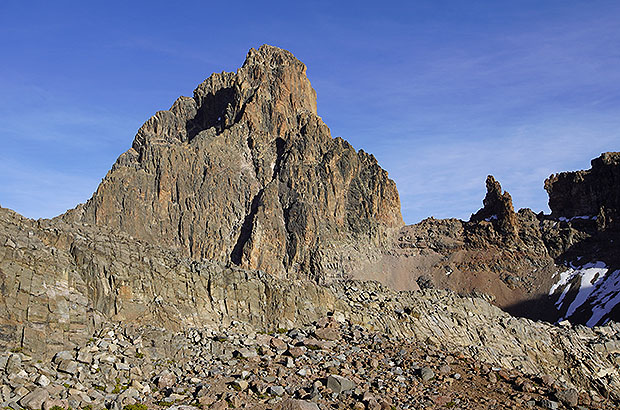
[3,44,620,409]
[545,152,620,228]
[60,45,402,281]
[0,206,338,358]
[1,313,619,409]
[470,175,518,239]
[356,166,620,326]
[3,205,620,403]
[353,176,560,321]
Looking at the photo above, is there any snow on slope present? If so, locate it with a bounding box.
[549,261,620,326]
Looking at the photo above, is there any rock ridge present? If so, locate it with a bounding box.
[362,156,620,327]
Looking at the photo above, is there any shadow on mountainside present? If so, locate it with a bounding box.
[501,293,561,324]
[496,212,620,327]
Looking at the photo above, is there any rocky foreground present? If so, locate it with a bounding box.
[3,314,618,410]
[2,204,620,407]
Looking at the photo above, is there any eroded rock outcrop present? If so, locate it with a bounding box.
[470,175,518,239]
[545,152,620,229]
[61,45,402,281]
[0,207,341,359]
[353,175,558,321]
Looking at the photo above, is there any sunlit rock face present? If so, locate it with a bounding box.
[61,45,403,281]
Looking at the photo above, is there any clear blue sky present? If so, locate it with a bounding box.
[1,1,619,224]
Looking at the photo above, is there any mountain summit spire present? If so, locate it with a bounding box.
[61,45,403,280]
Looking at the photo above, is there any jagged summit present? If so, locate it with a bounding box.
[131,44,317,150]
[61,45,403,280]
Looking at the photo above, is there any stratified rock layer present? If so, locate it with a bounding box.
[545,152,620,229]
[61,45,402,281]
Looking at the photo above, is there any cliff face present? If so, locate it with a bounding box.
[545,152,620,229]
[61,45,403,281]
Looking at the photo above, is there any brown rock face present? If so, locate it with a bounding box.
[470,175,518,239]
[61,45,403,280]
[545,152,620,229]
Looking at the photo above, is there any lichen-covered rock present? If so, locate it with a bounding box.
[60,45,402,281]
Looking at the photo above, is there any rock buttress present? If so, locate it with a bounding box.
[61,45,403,280]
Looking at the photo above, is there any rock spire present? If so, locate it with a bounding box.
[62,45,403,280]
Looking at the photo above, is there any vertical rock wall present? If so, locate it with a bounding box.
[61,45,403,281]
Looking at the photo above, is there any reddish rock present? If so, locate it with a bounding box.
[314,327,340,341]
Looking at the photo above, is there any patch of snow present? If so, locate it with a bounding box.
[550,261,620,326]
[445,269,452,276]
[560,264,605,320]
[586,269,620,326]
[557,215,596,222]
[549,269,574,307]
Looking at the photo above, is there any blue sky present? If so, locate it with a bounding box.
[1,1,619,224]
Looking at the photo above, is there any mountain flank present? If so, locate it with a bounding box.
[356,154,620,326]
[60,45,402,282]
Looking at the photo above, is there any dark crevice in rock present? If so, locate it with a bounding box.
[273,137,286,179]
[230,189,263,265]
[186,87,236,141]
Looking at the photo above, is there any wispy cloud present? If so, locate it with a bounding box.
[0,157,99,219]
[385,120,619,224]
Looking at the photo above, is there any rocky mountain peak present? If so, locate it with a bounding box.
[61,45,403,280]
[239,44,317,115]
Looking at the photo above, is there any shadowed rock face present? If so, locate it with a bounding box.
[60,45,403,281]
[545,152,620,229]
